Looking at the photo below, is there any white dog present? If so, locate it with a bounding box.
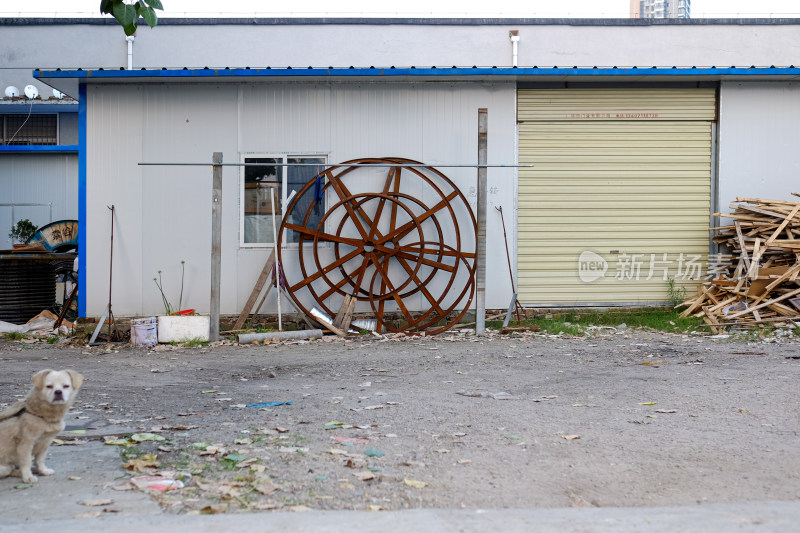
[0,369,84,483]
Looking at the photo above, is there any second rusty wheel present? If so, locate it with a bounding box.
[278,158,477,335]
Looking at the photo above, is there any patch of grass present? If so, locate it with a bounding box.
[492,307,702,335]
[166,452,195,471]
[46,336,59,344]
[666,276,688,307]
[170,337,209,347]
[120,445,145,460]
[3,331,26,340]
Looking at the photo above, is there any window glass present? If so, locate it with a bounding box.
[243,157,281,244]
[241,155,327,246]
[285,157,326,244]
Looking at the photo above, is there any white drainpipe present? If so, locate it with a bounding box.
[126,35,135,70]
[509,30,520,67]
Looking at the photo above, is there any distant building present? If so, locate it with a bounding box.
[631,0,691,18]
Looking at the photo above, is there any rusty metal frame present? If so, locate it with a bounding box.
[278,157,477,335]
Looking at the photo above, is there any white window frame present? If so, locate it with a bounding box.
[239,152,329,248]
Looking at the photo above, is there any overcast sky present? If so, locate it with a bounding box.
[3,0,799,18]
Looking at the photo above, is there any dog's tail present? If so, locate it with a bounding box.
[0,401,26,421]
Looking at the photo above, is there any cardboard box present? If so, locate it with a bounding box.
[244,183,279,214]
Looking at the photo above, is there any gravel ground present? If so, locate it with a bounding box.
[1,328,799,520]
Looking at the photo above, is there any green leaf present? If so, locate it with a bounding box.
[112,2,137,25]
[122,22,138,36]
[138,5,158,28]
[112,2,138,35]
[112,3,139,35]
[146,0,165,10]
[99,0,115,15]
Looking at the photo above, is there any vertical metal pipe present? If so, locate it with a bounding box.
[270,187,282,331]
[126,36,134,70]
[509,30,520,67]
[210,152,222,341]
[107,205,114,314]
[476,109,488,336]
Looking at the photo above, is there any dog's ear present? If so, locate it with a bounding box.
[32,369,54,390]
[66,370,84,390]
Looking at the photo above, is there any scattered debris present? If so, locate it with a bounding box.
[456,390,516,400]
[680,196,800,332]
[246,401,293,408]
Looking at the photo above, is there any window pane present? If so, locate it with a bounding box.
[285,157,326,244]
[243,157,281,244]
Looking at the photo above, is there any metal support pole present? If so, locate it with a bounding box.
[476,108,488,336]
[210,152,222,342]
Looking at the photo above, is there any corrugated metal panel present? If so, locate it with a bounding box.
[86,82,518,316]
[718,82,800,210]
[518,88,717,122]
[518,89,713,305]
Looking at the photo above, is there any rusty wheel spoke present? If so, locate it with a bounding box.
[395,256,446,316]
[285,222,363,248]
[394,247,455,273]
[318,276,353,301]
[326,173,373,240]
[379,190,459,244]
[289,248,362,292]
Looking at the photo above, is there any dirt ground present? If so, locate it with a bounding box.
[1,328,799,520]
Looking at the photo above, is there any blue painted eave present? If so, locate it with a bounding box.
[0,145,79,153]
[34,65,800,80]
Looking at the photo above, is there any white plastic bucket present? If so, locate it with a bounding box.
[131,317,158,346]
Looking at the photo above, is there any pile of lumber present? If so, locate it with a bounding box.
[680,194,800,332]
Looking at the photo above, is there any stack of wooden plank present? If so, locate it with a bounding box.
[679,194,800,332]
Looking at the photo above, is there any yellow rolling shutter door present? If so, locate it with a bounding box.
[517,89,715,305]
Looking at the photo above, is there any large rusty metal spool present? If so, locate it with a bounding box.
[278,157,477,335]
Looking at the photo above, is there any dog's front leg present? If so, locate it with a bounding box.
[33,430,60,477]
[16,438,37,483]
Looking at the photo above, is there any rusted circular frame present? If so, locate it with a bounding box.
[367,241,476,335]
[305,192,468,333]
[278,158,477,335]
[282,159,474,333]
[320,192,445,301]
[317,158,468,304]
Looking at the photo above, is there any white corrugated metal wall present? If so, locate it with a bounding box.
[718,82,800,211]
[86,81,517,317]
[0,154,78,248]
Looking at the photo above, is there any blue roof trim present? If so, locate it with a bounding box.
[33,66,800,80]
[0,145,79,153]
[0,104,79,113]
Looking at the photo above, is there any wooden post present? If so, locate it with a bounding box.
[476,109,488,336]
[210,152,222,341]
